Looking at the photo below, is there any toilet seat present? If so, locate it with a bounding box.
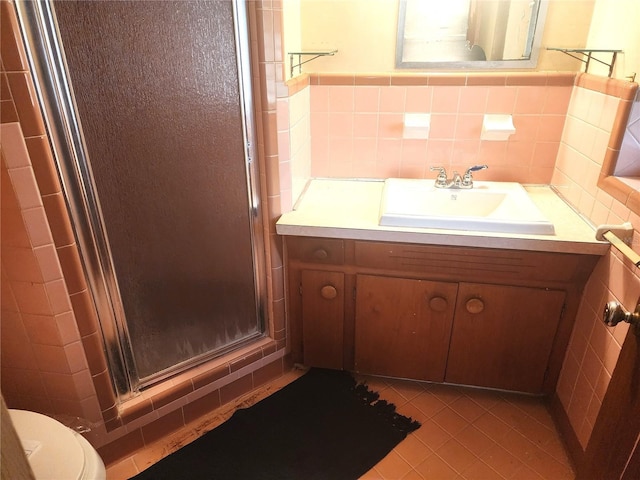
[8,409,105,480]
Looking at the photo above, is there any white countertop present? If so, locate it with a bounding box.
[275,179,609,256]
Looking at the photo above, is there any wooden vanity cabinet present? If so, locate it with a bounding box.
[300,270,344,370]
[446,283,566,393]
[284,236,599,394]
[355,275,457,382]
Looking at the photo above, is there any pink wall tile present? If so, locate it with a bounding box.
[543,86,573,114]
[478,142,508,166]
[537,116,566,142]
[379,87,406,113]
[426,140,454,167]
[455,115,483,139]
[511,115,540,142]
[353,113,378,137]
[429,114,457,139]
[487,86,517,113]
[302,78,571,185]
[459,87,488,114]
[514,86,547,114]
[532,142,560,169]
[1,122,31,168]
[431,86,461,113]
[405,87,432,112]
[310,85,329,112]
[8,167,43,209]
[451,140,481,167]
[377,113,403,138]
[354,87,380,112]
[328,112,354,137]
[552,76,640,451]
[328,86,354,112]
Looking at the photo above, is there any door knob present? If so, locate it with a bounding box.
[603,300,640,327]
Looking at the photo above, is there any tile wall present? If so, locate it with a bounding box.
[552,74,640,450]
[1,0,104,429]
[276,72,576,212]
[1,0,291,465]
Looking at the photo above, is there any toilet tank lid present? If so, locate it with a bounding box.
[8,409,86,480]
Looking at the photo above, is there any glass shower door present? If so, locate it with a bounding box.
[51,0,263,386]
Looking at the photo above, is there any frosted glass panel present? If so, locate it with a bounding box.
[54,1,261,380]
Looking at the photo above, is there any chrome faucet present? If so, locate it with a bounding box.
[429,165,488,189]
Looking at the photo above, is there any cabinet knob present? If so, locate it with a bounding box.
[320,285,338,300]
[313,248,329,260]
[466,298,485,314]
[429,296,448,312]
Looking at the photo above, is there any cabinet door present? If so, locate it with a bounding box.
[446,283,565,393]
[301,270,344,370]
[355,275,457,382]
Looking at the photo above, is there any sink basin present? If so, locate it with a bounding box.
[379,178,555,235]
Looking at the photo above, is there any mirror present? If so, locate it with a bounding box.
[396,0,548,69]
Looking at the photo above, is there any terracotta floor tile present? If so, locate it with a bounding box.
[360,467,384,479]
[400,469,424,480]
[394,434,432,466]
[413,418,453,451]
[415,452,459,479]
[434,438,478,474]
[374,450,412,479]
[379,385,413,408]
[455,424,493,457]
[460,459,506,480]
[512,413,557,448]
[525,446,575,479]
[463,388,501,410]
[431,406,470,436]
[544,436,574,466]
[105,458,138,480]
[479,444,524,479]
[497,428,540,463]
[388,379,425,402]
[106,373,576,480]
[396,401,430,425]
[472,411,513,441]
[410,391,447,418]
[423,383,464,404]
[508,464,546,480]
[448,395,487,422]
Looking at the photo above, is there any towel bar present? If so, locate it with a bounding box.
[596,222,640,268]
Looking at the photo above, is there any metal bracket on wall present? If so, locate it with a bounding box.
[547,48,622,77]
[288,50,337,78]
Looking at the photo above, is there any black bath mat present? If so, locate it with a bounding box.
[132,368,420,480]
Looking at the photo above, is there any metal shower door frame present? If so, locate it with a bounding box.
[14,0,266,400]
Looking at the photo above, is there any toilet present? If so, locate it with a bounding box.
[8,409,106,480]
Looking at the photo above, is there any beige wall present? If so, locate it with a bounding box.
[283,0,302,80]
[299,0,398,75]
[285,0,596,75]
[585,0,640,79]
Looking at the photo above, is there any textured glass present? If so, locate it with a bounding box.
[54,1,261,380]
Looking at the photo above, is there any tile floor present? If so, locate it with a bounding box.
[106,368,575,480]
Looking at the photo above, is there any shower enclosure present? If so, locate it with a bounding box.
[16,0,265,397]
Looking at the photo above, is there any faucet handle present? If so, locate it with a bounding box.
[464,164,489,175]
[462,164,488,186]
[430,166,448,187]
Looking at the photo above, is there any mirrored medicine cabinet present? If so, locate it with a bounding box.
[396,0,548,69]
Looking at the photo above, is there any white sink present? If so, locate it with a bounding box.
[379,178,555,235]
